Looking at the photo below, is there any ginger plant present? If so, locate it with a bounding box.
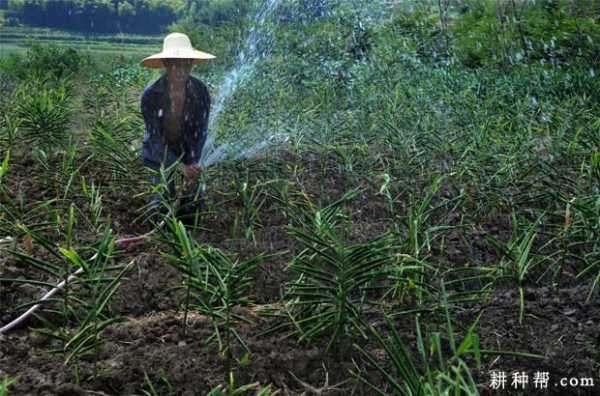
[162,218,271,376]
[266,189,395,352]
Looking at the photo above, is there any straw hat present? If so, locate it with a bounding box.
[141,32,216,68]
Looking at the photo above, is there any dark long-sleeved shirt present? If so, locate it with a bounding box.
[141,74,210,167]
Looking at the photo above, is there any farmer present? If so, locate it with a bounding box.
[140,33,215,221]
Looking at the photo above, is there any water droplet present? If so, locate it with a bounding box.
[158,109,163,117]
[200,0,297,166]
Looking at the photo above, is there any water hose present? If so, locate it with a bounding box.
[0,267,85,334]
[0,221,165,335]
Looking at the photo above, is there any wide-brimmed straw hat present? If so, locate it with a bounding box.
[141,32,216,68]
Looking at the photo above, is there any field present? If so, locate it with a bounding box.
[0,25,162,58]
[1,1,600,395]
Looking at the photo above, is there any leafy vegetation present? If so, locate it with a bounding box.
[268,190,396,351]
[0,0,599,394]
[1,42,84,80]
[452,0,600,67]
[161,217,272,375]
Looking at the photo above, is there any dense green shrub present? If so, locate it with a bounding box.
[452,0,600,67]
[0,43,85,81]
[374,4,447,65]
[186,0,255,27]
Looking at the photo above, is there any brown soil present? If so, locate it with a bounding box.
[1,151,599,395]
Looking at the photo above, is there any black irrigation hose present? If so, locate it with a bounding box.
[0,220,166,335]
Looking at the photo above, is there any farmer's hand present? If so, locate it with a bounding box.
[182,164,202,185]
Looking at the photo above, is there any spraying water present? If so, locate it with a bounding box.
[200,0,284,167]
[198,0,391,167]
